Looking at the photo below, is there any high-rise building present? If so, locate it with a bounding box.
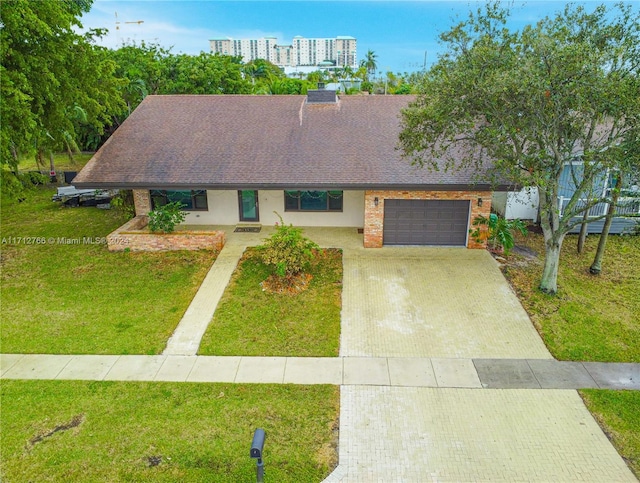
[209,35,358,70]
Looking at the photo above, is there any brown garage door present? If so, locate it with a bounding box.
[383,199,470,246]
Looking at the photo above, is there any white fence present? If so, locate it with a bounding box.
[557,196,640,218]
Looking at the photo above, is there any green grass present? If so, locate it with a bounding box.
[504,233,640,362]
[16,152,94,173]
[1,187,215,354]
[580,390,640,478]
[504,231,640,479]
[0,380,339,482]
[1,176,341,481]
[198,248,342,356]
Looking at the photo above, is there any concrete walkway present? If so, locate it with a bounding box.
[163,243,245,355]
[2,353,638,389]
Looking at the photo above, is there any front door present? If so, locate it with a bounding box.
[238,190,259,222]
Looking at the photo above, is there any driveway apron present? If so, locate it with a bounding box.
[329,245,635,482]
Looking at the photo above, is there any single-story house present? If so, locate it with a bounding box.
[73,91,509,248]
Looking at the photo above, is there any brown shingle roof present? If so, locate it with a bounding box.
[73,94,498,190]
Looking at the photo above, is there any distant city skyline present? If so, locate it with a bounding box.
[80,1,632,73]
[210,35,359,70]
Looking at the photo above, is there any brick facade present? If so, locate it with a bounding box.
[133,189,151,217]
[107,216,225,253]
[363,190,492,248]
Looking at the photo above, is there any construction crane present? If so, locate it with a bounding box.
[114,12,144,46]
[115,12,144,30]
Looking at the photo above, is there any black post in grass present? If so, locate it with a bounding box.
[250,428,266,483]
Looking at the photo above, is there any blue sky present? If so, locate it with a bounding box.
[80,1,632,73]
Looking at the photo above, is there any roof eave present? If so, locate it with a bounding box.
[72,181,507,191]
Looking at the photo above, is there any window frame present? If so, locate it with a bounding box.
[150,190,208,211]
[284,190,343,212]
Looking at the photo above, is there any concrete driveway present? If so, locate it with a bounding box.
[328,245,635,482]
[341,247,551,358]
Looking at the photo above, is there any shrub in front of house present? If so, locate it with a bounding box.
[257,213,319,292]
[148,201,186,233]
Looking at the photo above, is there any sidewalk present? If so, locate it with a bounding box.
[2,353,638,389]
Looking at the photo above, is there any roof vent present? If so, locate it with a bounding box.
[307,89,337,104]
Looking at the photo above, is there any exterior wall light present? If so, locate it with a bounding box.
[477,197,483,207]
[374,197,379,207]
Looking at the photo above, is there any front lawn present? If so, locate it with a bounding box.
[198,248,342,357]
[0,380,339,482]
[504,233,640,362]
[0,187,214,354]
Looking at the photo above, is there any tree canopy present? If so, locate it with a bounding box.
[400,2,640,294]
[0,0,125,170]
[0,0,425,198]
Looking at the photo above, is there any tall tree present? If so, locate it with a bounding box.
[363,49,378,81]
[339,65,354,80]
[1,0,124,174]
[399,2,640,294]
[243,58,284,84]
[108,42,170,98]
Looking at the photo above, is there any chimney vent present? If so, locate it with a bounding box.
[307,89,337,104]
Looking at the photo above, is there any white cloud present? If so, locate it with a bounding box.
[79,2,285,54]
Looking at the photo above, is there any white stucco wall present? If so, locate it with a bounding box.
[492,188,539,220]
[182,190,365,227]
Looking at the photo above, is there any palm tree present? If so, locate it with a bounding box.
[123,78,148,116]
[364,50,378,81]
[340,65,354,80]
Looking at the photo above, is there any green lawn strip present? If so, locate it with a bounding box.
[199,248,342,357]
[0,380,339,483]
[504,233,640,362]
[1,187,215,354]
[16,152,94,174]
[580,390,640,479]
